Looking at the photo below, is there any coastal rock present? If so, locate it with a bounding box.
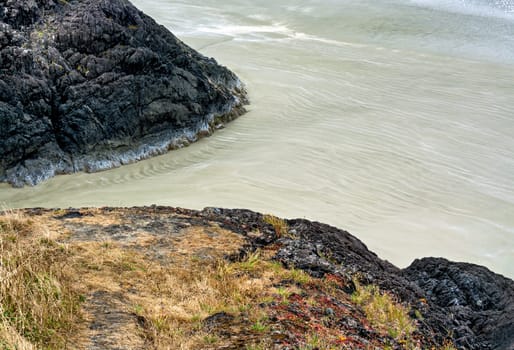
[197,207,514,349]
[404,258,514,350]
[0,0,247,187]
[7,206,514,349]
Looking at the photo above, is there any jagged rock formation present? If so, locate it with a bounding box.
[0,0,247,187]
[404,258,514,350]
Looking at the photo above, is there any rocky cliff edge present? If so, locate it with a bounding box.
[1,207,512,349]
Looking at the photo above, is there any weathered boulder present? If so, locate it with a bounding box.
[0,0,247,187]
[404,258,514,350]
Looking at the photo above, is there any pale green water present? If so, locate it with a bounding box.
[1,0,513,278]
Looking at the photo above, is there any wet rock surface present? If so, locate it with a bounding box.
[0,0,247,187]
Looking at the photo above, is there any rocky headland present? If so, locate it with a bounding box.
[1,1,513,349]
[0,0,247,187]
[0,207,512,349]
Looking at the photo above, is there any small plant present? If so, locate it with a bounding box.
[414,309,423,320]
[133,304,144,315]
[286,268,311,285]
[251,320,269,333]
[263,214,290,237]
[76,65,89,76]
[203,335,218,344]
[276,286,292,305]
[236,251,261,272]
[352,281,416,344]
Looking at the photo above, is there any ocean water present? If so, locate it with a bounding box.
[1,0,513,278]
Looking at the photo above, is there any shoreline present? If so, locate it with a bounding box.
[1,93,247,188]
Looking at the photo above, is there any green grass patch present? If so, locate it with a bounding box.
[352,281,416,344]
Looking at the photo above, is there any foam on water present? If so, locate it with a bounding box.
[196,23,292,36]
[409,0,514,19]
[194,21,363,47]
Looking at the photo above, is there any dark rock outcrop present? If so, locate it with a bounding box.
[404,258,514,350]
[0,0,247,187]
[197,207,514,350]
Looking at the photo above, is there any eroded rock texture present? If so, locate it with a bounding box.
[404,258,514,350]
[200,208,514,350]
[0,0,247,187]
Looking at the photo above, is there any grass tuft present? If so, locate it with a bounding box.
[286,267,312,285]
[0,211,81,349]
[352,281,416,344]
[263,214,289,238]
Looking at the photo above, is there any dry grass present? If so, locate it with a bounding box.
[352,281,416,344]
[0,209,456,350]
[0,317,37,350]
[127,250,292,349]
[0,211,81,349]
[61,222,293,349]
[0,210,285,349]
[263,215,289,238]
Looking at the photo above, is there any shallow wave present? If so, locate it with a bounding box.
[196,23,292,36]
[195,22,365,49]
[409,0,514,19]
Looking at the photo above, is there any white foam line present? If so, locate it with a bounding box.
[291,32,365,48]
[409,0,514,20]
[196,24,292,36]
[193,22,364,48]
